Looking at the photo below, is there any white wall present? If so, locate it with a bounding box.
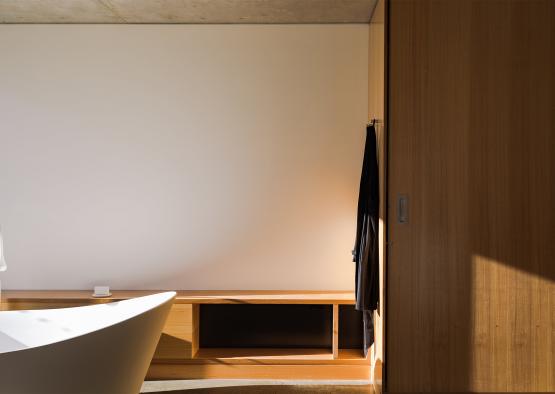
[0,25,368,290]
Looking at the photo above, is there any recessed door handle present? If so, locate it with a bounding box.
[397,194,409,224]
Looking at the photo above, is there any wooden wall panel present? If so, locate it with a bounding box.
[387,0,554,392]
[368,1,386,390]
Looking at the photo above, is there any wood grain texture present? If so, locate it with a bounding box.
[1,290,368,380]
[152,304,193,361]
[368,1,386,391]
[387,0,555,392]
[332,304,339,359]
[146,363,371,380]
[1,290,356,304]
[191,304,200,358]
[0,300,92,311]
[193,348,367,363]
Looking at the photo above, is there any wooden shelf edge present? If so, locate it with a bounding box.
[147,363,371,380]
[195,347,334,361]
[2,290,356,305]
[152,359,370,366]
[152,347,370,365]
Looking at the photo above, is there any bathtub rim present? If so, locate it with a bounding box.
[0,290,176,355]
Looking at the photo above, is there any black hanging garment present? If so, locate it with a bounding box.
[352,123,379,356]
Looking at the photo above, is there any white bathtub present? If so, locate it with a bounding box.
[0,291,176,394]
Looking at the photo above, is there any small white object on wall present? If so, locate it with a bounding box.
[93,286,111,298]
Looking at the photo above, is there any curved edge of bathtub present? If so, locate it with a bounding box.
[0,291,176,394]
[0,291,177,354]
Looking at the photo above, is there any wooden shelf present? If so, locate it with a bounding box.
[195,347,334,361]
[187,348,368,365]
[195,347,367,360]
[2,290,356,305]
[147,362,371,380]
[1,290,369,379]
[337,348,368,360]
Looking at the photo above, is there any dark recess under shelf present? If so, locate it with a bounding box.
[200,304,333,348]
[338,305,364,349]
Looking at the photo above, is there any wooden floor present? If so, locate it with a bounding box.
[141,380,375,394]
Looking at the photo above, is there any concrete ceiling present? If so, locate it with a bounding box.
[0,0,378,24]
